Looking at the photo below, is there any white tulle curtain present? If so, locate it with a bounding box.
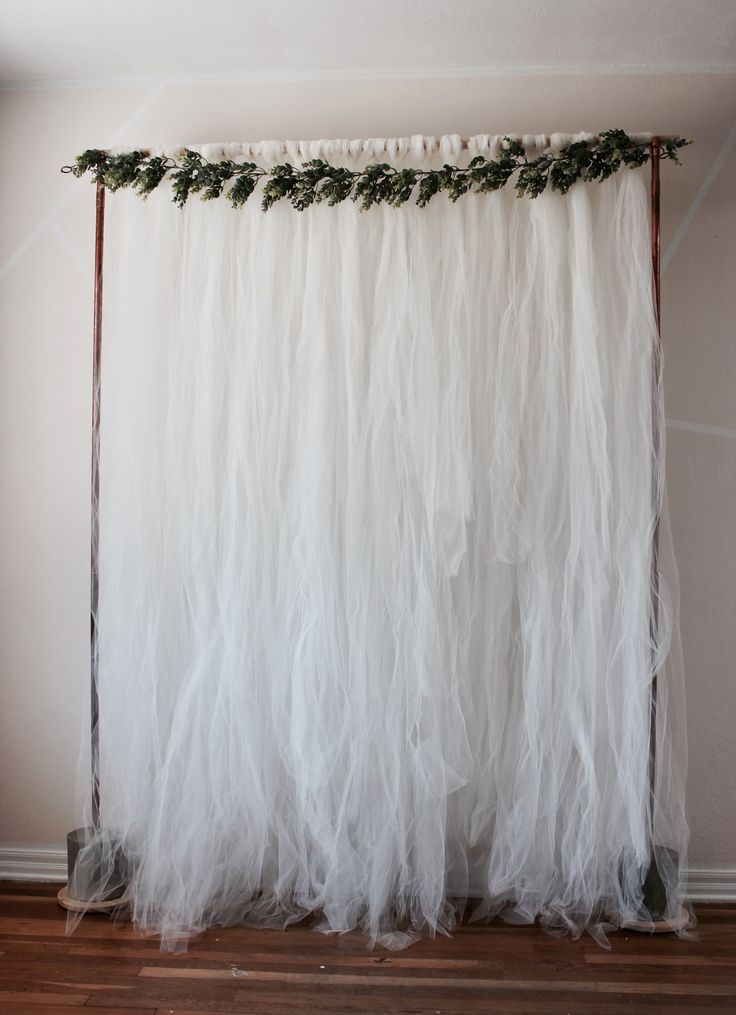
[79,133,688,947]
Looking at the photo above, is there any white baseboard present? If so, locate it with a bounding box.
[0,844,67,883]
[1,844,734,903]
[686,866,736,903]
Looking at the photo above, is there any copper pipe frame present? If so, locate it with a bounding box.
[648,138,662,839]
[90,179,105,830]
[85,143,668,857]
[98,134,681,159]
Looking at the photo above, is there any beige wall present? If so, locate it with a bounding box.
[1,73,734,867]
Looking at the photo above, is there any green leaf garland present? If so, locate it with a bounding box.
[62,129,690,211]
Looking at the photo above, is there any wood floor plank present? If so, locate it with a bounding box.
[138,963,736,997]
[585,952,736,966]
[137,963,736,990]
[94,989,736,1015]
[0,917,144,940]
[0,882,65,898]
[0,991,89,1006]
[154,1008,730,1015]
[69,946,498,971]
[0,1008,156,1015]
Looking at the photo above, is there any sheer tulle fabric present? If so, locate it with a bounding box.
[72,134,688,948]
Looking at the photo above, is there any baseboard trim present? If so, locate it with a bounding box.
[0,844,67,883]
[686,866,736,903]
[1,845,734,902]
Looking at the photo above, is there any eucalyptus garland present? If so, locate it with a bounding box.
[62,130,689,211]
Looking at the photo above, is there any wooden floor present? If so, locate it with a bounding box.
[0,883,734,1015]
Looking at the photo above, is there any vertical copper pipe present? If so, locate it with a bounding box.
[648,138,662,835]
[90,179,105,830]
[651,141,661,328]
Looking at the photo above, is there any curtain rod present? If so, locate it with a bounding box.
[103,133,682,157]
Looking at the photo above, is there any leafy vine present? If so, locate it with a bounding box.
[62,130,690,211]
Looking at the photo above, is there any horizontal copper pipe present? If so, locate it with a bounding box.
[98,133,682,158]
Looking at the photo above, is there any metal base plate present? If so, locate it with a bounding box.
[621,904,692,934]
